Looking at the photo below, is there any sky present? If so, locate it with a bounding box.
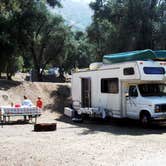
[68,0,94,3]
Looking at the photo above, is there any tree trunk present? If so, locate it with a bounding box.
[58,66,65,82]
[6,72,12,80]
[6,65,12,80]
[35,67,43,82]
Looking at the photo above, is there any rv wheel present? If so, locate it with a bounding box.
[140,112,151,128]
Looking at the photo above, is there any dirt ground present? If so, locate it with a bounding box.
[1,75,166,166]
[0,79,71,113]
[1,113,166,166]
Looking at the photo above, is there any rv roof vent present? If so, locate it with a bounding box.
[89,62,103,70]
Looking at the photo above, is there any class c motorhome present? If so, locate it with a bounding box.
[70,50,166,126]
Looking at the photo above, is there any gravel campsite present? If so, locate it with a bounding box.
[0,78,166,166]
[1,111,166,166]
[1,0,166,165]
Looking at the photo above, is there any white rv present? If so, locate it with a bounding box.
[71,60,166,125]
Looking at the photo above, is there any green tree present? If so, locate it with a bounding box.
[153,0,166,49]
[15,0,68,81]
[0,11,20,79]
[49,29,96,78]
[88,0,166,60]
[0,0,63,80]
[74,31,96,67]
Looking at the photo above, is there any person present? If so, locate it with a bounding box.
[22,96,33,107]
[36,96,43,109]
[22,96,33,121]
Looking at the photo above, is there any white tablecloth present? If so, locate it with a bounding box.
[0,106,42,116]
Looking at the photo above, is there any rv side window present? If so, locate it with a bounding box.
[143,67,165,74]
[124,67,135,75]
[101,78,119,93]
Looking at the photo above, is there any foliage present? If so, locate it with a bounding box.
[0,0,66,80]
[0,0,165,81]
[0,7,20,79]
[17,3,67,80]
[88,0,166,60]
[74,31,96,68]
[51,30,96,73]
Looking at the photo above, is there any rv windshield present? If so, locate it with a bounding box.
[138,84,166,97]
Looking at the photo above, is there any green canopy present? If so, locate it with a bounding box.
[154,50,166,59]
[103,49,166,64]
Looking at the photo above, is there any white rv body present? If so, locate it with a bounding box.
[71,60,166,121]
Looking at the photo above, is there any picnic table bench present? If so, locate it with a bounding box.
[0,106,42,126]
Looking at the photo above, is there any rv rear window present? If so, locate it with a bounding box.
[124,67,135,75]
[143,67,165,74]
[101,78,119,93]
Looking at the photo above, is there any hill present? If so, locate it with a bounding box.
[0,77,71,113]
[50,0,93,31]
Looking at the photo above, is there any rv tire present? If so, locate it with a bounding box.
[140,112,151,128]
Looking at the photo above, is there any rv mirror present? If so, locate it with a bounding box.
[125,93,129,98]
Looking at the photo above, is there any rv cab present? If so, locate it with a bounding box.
[126,83,166,121]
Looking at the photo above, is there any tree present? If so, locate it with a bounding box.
[74,32,96,68]
[88,0,108,61]
[15,0,68,81]
[0,7,21,80]
[0,0,63,80]
[49,29,96,78]
[153,0,166,49]
[88,0,166,61]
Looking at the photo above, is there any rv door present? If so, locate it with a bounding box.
[126,85,139,119]
[81,78,91,108]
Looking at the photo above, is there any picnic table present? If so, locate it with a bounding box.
[0,106,42,125]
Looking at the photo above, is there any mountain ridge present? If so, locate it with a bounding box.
[50,0,93,31]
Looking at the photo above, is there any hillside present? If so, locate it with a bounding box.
[50,0,93,31]
[0,78,71,113]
